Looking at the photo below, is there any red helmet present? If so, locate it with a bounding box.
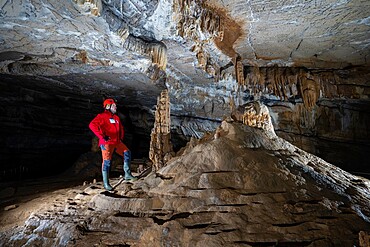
[103,98,115,108]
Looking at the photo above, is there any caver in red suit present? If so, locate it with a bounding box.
[89,98,137,191]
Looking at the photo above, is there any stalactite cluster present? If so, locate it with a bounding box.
[199,7,223,40]
[123,35,167,70]
[149,90,173,172]
[242,102,269,129]
[148,43,168,70]
[231,101,276,137]
[244,66,320,109]
[190,44,217,76]
[123,35,148,55]
[173,0,225,77]
[173,0,223,41]
[73,0,102,16]
[234,55,245,85]
[173,0,244,82]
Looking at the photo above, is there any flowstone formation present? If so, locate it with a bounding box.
[1,117,369,246]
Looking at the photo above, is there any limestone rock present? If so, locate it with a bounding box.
[0,0,369,180]
[149,89,174,171]
[1,121,369,246]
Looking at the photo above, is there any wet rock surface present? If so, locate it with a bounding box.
[1,121,369,246]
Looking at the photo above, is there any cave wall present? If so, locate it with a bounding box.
[165,66,370,177]
[248,67,370,176]
[0,75,94,180]
[270,99,370,177]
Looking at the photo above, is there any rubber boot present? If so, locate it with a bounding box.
[102,170,113,191]
[123,151,137,181]
[123,161,137,181]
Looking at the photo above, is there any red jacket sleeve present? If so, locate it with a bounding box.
[89,114,104,140]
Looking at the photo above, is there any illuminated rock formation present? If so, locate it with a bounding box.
[173,0,224,40]
[231,101,276,138]
[242,101,275,136]
[123,35,167,79]
[1,121,369,246]
[149,89,173,171]
[172,0,242,79]
[243,66,368,110]
[359,231,370,247]
[233,55,245,85]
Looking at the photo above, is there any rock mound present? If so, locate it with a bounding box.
[2,121,369,246]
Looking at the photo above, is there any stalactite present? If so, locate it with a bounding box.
[173,0,224,41]
[191,44,218,77]
[245,66,263,95]
[314,71,338,99]
[206,64,217,77]
[233,55,245,85]
[231,101,276,138]
[196,48,207,70]
[149,90,174,172]
[147,43,167,70]
[73,0,102,16]
[123,35,167,71]
[229,95,236,113]
[117,28,130,43]
[299,77,319,110]
[245,66,321,109]
[172,0,224,77]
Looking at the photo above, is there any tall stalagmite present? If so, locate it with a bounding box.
[149,89,173,171]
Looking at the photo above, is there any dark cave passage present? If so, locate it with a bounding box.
[0,74,157,182]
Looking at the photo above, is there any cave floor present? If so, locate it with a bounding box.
[0,174,128,232]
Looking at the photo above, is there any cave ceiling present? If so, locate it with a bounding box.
[1,0,369,107]
[1,0,370,150]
